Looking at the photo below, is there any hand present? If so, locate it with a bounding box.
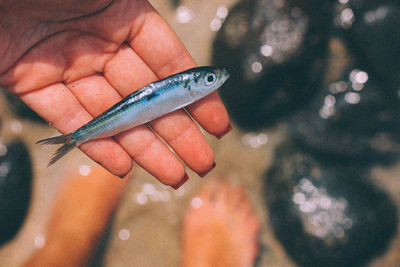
[0,0,231,187]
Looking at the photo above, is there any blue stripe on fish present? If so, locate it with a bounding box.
[37,66,230,166]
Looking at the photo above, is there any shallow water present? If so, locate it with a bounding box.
[0,0,399,266]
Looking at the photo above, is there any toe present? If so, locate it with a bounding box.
[214,179,230,208]
[230,185,247,209]
[197,178,219,202]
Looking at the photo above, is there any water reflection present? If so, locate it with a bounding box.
[133,183,182,206]
[340,0,400,93]
[349,69,368,86]
[0,144,6,157]
[320,68,368,119]
[292,178,352,240]
[335,7,355,28]
[241,132,269,148]
[190,196,203,209]
[176,6,193,24]
[291,64,400,161]
[363,6,388,24]
[34,234,46,249]
[9,120,23,133]
[0,162,10,178]
[79,164,92,176]
[118,229,131,241]
[210,5,228,31]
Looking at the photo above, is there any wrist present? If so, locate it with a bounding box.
[0,12,42,74]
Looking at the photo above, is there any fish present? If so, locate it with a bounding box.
[37,66,230,166]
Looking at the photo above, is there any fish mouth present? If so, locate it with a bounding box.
[209,66,230,86]
[222,67,230,79]
[220,67,230,84]
[214,66,230,82]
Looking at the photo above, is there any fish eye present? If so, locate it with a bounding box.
[204,73,217,86]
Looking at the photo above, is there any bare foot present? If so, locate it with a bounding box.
[181,179,260,267]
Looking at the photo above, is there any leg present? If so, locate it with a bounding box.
[23,166,129,267]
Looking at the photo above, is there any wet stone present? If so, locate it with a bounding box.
[212,0,332,130]
[169,0,181,8]
[4,91,46,123]
[264,142,398,267]
[290,66,400,163]
[0,140,32,245]
[338,0,400,92]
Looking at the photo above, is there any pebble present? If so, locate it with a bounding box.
[264,141,398,267]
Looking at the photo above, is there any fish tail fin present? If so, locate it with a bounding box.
[36,133,74,145]
[36,133,77,166]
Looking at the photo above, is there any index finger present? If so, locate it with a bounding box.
[128,1,231,137]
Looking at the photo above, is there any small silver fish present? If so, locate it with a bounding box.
[37,66,230,166]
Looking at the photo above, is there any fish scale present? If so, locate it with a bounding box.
[37,66,230,166]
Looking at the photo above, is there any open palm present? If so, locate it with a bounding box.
[0,0,230,187]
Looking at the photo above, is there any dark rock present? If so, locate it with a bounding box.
[290,65,400,163]
[212,0,332,130]
[0,140,32,245]
[170,0,181,8]
[336,0,400,92]
[264,141,398,267]
[3,91,46,123]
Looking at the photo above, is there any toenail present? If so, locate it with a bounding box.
[216,123,232,139]
[197,162,216,177]
[171,173,189,190]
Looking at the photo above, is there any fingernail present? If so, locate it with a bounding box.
[216,124,232,139]
[172,174,189,190]
[197,162,216,177]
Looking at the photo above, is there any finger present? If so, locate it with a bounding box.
[150,112,215,175]
[186,93,232,138]
[128,2,231,137]
[67,73,186,187]
[104,45,215,175]
[103,45,157,96]
[19,83,132,177]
